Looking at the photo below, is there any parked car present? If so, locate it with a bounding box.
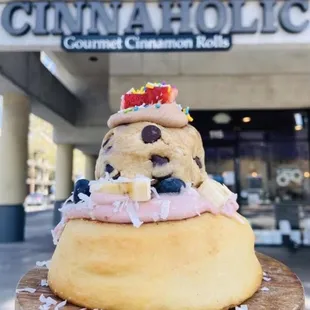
[25,193,45,206]
[48,194,55,204]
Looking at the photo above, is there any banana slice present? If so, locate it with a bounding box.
[94,178,151,202]
[198,178,234,211]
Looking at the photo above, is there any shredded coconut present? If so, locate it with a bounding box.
[78,193,92,207]
[36,260,51,269]
[263,276,271,282]
[39,294,57,306]
[39,305,50,310]
[58,194,74,212]
[89,209,96,220]
[51,229,59,246]
[152,212,160,222]
[160,200,170,220]
[55,300,67,309]
[151,187,160,198]
[235,305,248,310]
[261,287,270,291]
[263,271,267,276]
[134,201,140,211]
[16,287,36,293]
[112,201,122,213]
[194,204,201,216]
[121,199,128,211]
[40,279,48,287]
[126,203,143,228]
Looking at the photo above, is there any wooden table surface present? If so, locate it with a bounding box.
[15,253,305,310]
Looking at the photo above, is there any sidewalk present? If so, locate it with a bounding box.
[0,210,55,310]
[0,210,309,310]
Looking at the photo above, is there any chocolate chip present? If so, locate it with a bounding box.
[141,125,161,144]
[102,138,110,148]
[105,146,112,153]
[112,172,120,180]
[151,155,169,166]
[194,156,202,169]
[105,164,114,174]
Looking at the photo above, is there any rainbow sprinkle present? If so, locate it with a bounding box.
[182,107,194,122]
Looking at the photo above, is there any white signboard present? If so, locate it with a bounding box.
[1,1,310,51]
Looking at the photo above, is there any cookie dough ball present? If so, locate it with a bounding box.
[95,122,206,187]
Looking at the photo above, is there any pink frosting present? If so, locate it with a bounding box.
[52,187,242,244]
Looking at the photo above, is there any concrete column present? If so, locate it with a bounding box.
[84,154,96,180]
[54,144,73,225]
[0,93,30,243]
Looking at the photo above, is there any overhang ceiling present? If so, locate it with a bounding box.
[46,44,310,114]
[42,44,310,155]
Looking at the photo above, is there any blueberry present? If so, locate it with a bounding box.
[156,177,186,194]
[73,179,90,203]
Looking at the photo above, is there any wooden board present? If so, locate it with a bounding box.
[15,253,305,310]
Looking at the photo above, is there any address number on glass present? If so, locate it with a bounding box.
[276,168,303,187]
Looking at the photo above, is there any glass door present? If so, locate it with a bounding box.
[205,145,237,193]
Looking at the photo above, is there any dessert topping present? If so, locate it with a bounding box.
[73,179,91,204]
[141,125,162,143]
[156,177,186,194]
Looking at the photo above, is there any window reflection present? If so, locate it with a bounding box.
[195,109,310,246]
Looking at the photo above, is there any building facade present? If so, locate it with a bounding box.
[1,0,310,244]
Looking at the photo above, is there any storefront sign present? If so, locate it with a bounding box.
[1,0,310,52]
[62,34,231,52]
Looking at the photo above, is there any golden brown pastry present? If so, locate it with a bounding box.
[49,213,262,310]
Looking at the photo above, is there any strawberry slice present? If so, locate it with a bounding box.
[121,84,179,109]
[121,94,146,109]
[146,86,178,104]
